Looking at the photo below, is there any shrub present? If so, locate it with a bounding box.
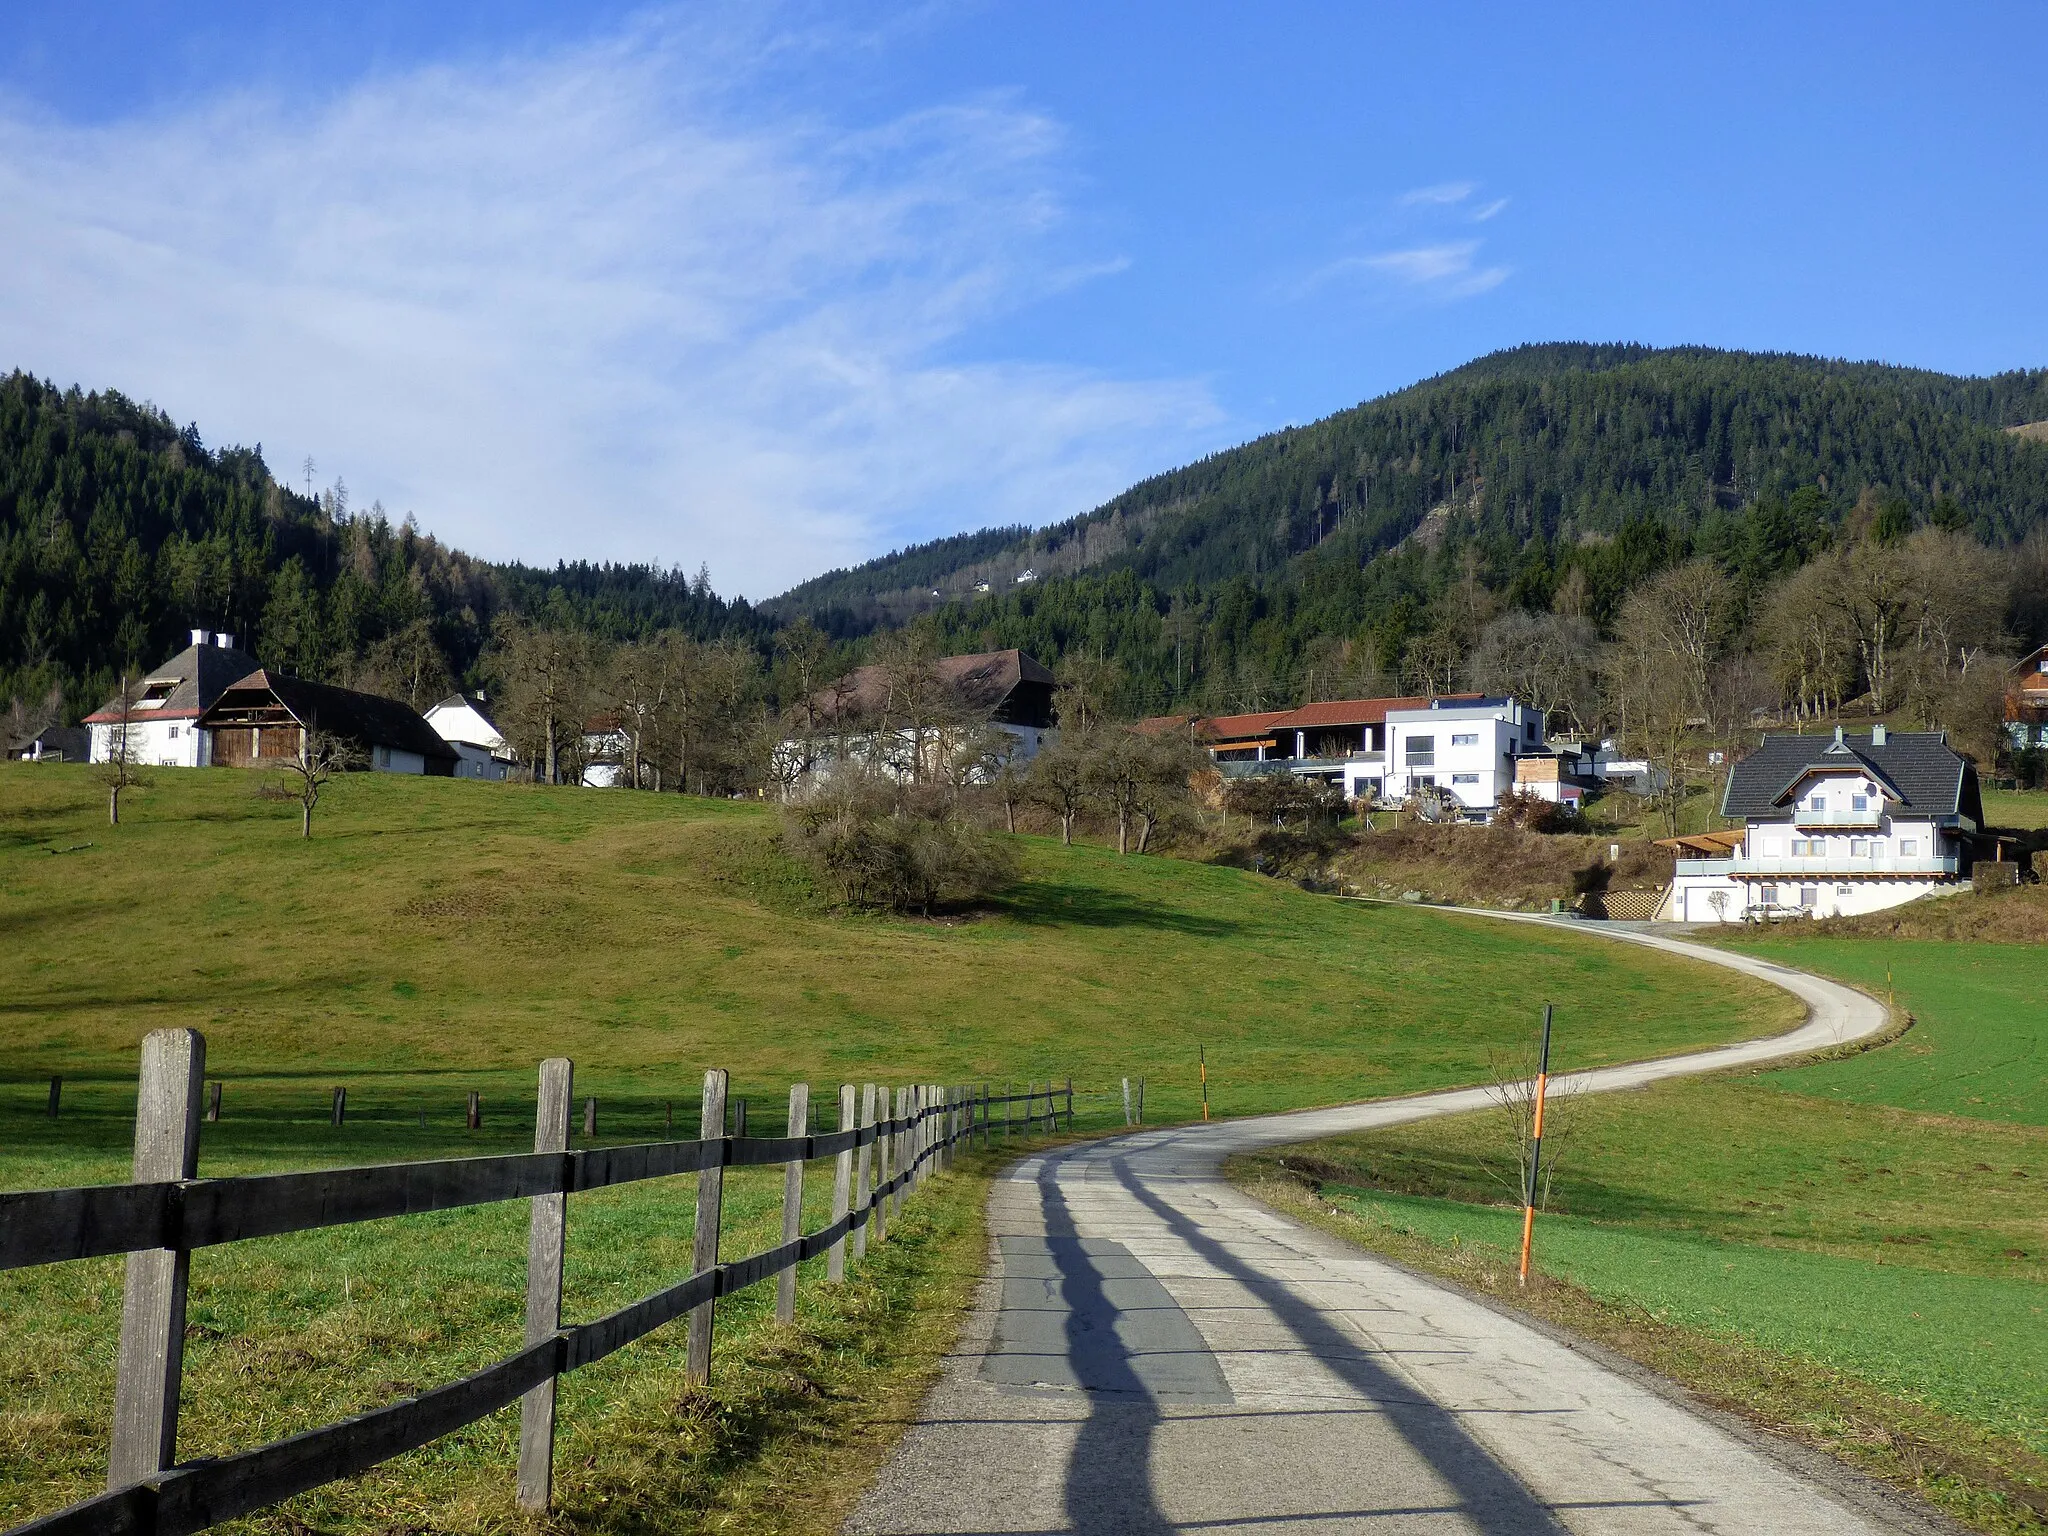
[781,773,1020,915]
[1491,788,1585,834]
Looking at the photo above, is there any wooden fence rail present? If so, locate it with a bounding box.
[6,1030,1083,1536]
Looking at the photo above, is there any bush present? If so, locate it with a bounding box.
[1222,771,1346,829]
[781,773,1020,915]
[1491,788,1585,834]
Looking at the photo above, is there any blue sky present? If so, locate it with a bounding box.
[3,3,2044,595]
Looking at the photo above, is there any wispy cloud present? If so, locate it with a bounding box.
[1473,197,1509,222]
[1399,180,1475,206]
[0,13,1221,596]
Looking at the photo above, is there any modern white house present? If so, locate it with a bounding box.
[1664,725,1981,923]
[1364,697,1549,816]
[424,694,516,781]
[85,630,263,766]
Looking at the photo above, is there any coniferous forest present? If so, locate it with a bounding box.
[8,343,2048,743]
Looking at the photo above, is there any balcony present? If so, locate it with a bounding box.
[1727,854,1960,878]
[1793,805,1882,830]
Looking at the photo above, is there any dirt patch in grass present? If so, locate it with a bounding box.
[1233,1160,2048,1535]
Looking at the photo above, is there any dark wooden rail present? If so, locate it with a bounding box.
[5,1030,1079,1536]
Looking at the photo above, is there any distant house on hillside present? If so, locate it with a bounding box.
[1663,725,1980,922]
[424,694,516,781]
[6,725,89,762]
[2006,643,2048,748]
[781,647,1054,788]
[1138,692,1548,820]
[199,671,458,775]
[85,630,262,767]
[581,714,631,787]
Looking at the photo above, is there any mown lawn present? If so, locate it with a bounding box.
[0,762,1791,1532]
[1239,933,2048,1531]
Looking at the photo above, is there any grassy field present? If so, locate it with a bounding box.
[0,761,1795,1532]
[1236,933,2048,1531]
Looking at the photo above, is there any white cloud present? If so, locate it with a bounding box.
[0,14,1221,597]
[1299,240,1510,301]
[1472,197,1509,222]
[1399,181,1475,206]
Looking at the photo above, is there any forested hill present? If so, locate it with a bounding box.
[770,344,2048,635]
[0,372,767,719]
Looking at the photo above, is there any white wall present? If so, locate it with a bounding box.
[91,716,204,767]
[425,700,509,755]
[1381,701,1544,815]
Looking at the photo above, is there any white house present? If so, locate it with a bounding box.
[1664,725,1980,923]
[424,694,516,781]
[1362,697,1548,817]
[86,630,263,767]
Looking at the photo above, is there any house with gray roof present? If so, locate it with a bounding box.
[85,630,262,767]
[1665,724,1981,922]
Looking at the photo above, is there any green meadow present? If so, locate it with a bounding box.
[0,762,1789,1532]
[1244,932,2048,1530]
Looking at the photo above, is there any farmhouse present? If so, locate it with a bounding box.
[423,693,516,780]
[1664,725,1980,922]
[84,630,262,766]
[198,670,457,775]
[783,648,1054,785]
[6,725,89,762]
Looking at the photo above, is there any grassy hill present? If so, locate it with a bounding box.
[0,764,1800,1533]
[0,763,1791,1154]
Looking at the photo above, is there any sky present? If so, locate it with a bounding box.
[3,2,2045,599]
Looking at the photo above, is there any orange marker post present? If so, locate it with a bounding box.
[1199,1045,1210,1122]
[1517,1003,1554,1289]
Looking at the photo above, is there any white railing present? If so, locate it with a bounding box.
[1792,806,1883,829]
[1726,854,1959,877]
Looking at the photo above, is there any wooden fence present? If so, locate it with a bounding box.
[3,1030,1078,1536]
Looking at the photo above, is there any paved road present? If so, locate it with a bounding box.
[848,916,1947,1536]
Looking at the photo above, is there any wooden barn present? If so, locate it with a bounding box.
[199,671,458,775]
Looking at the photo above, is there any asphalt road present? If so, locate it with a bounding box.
[847,916,1953,1536]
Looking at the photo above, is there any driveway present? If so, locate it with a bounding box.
[847,918,1951,1535]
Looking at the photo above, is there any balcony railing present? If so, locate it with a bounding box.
[1793,805,1883,829]
[1728,854,1960,877]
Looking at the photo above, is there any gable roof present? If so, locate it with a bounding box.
[1721,729,1979,822]
[84,640,263,722]
[203,671,457,764]
[811,649,1054,723]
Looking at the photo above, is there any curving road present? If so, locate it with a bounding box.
[847,915,1953,1536]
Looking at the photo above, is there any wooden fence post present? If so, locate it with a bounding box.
[206,1080,222,1124]
[828,1083,854,1282]
[331,1086,346,1127]
[582,1096,597,1140]
[890,1088,909,1220]
[686,1068,729,1387]
[853,1083,877,1258]
[516,1057,573,1510]
[1066,1078,1074,1132]
[776,1083,809,1323]
[1137,1076,1145,1125]
[466,1090,481,1131]
[108,1028,205,1489]
[47,1075,61,1119]
[1004,1082,1013,1139]
[874,1086,895,1242]
[1122,1077,1132,1126]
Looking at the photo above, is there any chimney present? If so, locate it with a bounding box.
[215,633,235,650]
[1871,723,1888,746]
[190,628,210,647]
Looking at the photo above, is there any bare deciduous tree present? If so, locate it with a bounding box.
[491,620,595,785]
[94,676,148,826]
[1469,611,1603,737]
[1026,732,1091,845]
[273,727,364,838]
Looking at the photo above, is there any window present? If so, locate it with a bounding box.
[1404,735,1435,767]
[1451,772,1480,785]
[1760,883,1779,907]
[1849,839,1867,857]
[1899,837,1918,856]
[1837,885,1853,896]
[1451,732,1479,747]
[167,726,179,739]
[1525,719,1537,739]
[1799,886,1818,907]
[1851,793,1869,811]
[1791,839,1812,856]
